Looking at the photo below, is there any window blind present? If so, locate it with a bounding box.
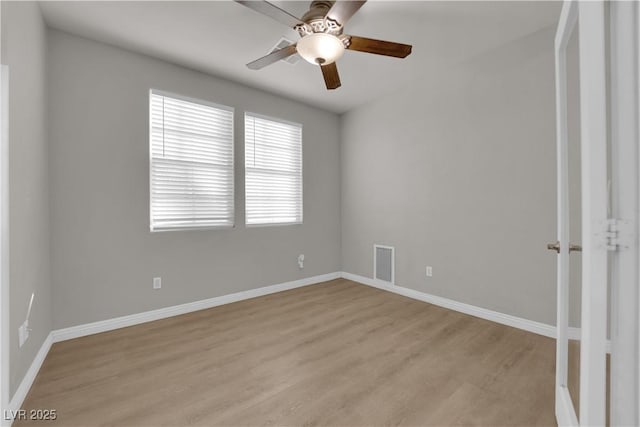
[245,113,302,226]
[150,91,234,231]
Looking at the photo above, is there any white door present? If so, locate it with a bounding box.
[553,1,609,426]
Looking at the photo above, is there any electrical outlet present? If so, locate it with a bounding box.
[426,266,433,277]
[153,277,162,290]
[297,254,305,269]
[18,321,29,347]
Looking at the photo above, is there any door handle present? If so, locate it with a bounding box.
[547,241,582,253]
[547,241,560,253]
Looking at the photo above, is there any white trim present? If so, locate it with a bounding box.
[1,271,612,426]
[1,273,339,423]
[148,90,236,232]
[50,271,612,348]
[245,221,303,229]
[373,244,395,286]
[149,89,234,113]
[341,272,612,352]
[637,6,640,424]
[4,333,52,425]
[243,111,302,129]
[52,272,340,343]
[609,1,640,425]
[637,6,640,425]
[0,64,9,427]
[577,2,609,424]
[243,112,303,228]
[341,272,557,338]
[556,385,580,427]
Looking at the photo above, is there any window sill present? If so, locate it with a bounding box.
[150,224,235,233]
[245,222,303,228]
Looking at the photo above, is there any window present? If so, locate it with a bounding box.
[245,113,302,226]
[150,90,234,231]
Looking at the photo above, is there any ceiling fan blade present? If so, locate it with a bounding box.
[320,62,341,90]
[234,1,303,28]
[326,1,367,26]
[346,36,412,58]
[247,44,297,70]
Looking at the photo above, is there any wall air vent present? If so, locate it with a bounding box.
[374,244,395,285]
[269,37,301,65]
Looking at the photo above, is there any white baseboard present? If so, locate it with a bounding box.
[341,271,557,339]
[52,272,341,343]
[4,272,340,422]
[6,270,608,424]
[340,272,612,353]
[5,332,53,425]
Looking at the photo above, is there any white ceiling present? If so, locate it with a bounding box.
[39,1,560,114]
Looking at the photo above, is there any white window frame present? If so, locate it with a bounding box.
[244,112,303,227]
[149,89,235,232]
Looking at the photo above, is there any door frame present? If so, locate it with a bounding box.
[576,1,608,425]
[609,1,640,425]
[0,62,8,427]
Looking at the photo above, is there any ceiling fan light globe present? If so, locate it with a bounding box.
[297,33,344,66]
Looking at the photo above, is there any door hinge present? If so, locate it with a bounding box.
[605,218,632,251]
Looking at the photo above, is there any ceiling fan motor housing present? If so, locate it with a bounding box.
[296,0,351,50]
[301,0,334,22]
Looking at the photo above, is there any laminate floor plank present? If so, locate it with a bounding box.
[16,279,556,426]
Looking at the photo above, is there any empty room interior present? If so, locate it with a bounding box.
[0,0,638,426]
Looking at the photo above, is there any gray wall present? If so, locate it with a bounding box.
[2,3,564,400]
[1,2,52,396]
[48,30,341,330]
[340,27,558,325]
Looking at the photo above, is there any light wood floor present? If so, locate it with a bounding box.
[18,279,556,426]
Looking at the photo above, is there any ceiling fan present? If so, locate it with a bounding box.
[234,0,413,90]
